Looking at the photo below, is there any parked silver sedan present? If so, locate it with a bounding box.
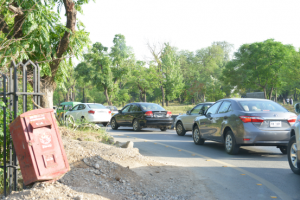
[192,98,297,155]
[174,102,214,136]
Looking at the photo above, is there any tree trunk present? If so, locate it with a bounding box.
[40,0,77,108]
[82,88,85,103]
[40,78,56,109]
[275,89,277,102]
[73,86,76,101]
[166,99,169,106]
[70,88,73,101]
[263,88,267,99]
[161,86,165,107]
[104,87,112,105]
[66,90,70,102]
[143,90,146,102]
[268,86,273,100]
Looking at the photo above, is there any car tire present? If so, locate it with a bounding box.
[102,122,108,127]
[225,130,240,155]
[192,125,205,145]
[111,118,119,130]
[81,117,86,123]
[279,146,287,154]
[160,127,167,131]
[133,119,142,131]
[176,122,186,136]
[288,136,300,175]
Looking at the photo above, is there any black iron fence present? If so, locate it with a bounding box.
[0,60,43,196]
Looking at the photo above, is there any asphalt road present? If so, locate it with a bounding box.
[108,127,300,200]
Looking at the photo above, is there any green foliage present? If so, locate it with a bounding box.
[222,39,296,99]
[161,43,184,102]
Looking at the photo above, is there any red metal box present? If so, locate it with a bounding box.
[9,108,70,185]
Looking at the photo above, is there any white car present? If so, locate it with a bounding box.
[106,106,119,116]
[65,103,111,126]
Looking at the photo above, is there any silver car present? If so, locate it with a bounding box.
[174,103,214,136]
[288,103,300,175]
[192,98,297,155]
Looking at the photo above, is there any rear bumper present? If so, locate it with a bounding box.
[141,118,173,128]
[236,123,290,146]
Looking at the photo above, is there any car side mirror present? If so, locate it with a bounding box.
[295,103,300,114]
[186,110,191,115]
[206,113,211,118]
[69,109,72,111]
[118,110,122,114]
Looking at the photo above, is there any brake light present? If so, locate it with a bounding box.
[108,110,111,114]
[243,138,250,141]
[88,110,95,114]
[239,116,264,123]
[288,116,297,125]
[145,111,153,117]
[166,111,172,117]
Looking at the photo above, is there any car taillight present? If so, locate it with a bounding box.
[239,116,264,123]
[88,110,95,114]
[145,111,153,117]
[166,111,172,117]
[288,116,297,125]
[108,110,111,114]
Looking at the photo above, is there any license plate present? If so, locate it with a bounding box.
[155,114,163,117]
[270,121,281,127]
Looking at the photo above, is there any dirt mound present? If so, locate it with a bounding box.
[6,129,206,200]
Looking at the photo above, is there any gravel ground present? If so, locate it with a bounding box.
[5,128,212,200]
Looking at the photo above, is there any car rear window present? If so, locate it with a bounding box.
[88,104,107,109]
[238,101,287,112]
[106,106,118,111]
[139,103,165,111]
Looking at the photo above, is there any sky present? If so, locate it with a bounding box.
[75,0,300,61]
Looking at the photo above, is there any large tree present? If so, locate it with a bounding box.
[0,0,90,108]
[222,39,295,99]
[81,42,114,105]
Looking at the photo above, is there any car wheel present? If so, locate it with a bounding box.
[288,136,300,175]
[102,122,108,127]
[133,119,142,131]
[81,117,86,124]
[225,130,240,155]
[192,125,205,145]
[279,146,287,154]
[160,127,167,131]
[111,118,119,130]
[176,122,186,136]
[65,115,75,128]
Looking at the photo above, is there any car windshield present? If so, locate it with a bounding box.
[238,101,287,112]
[139,103,165,111]
[88,104,107,109]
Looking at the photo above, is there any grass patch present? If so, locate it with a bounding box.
[59,126,111,143]
[163,105,194,115]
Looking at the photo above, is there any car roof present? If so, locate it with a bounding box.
[82,103,103,104]
[220,98,270,102]
[198,102,215,104]
[60,102,81,106]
